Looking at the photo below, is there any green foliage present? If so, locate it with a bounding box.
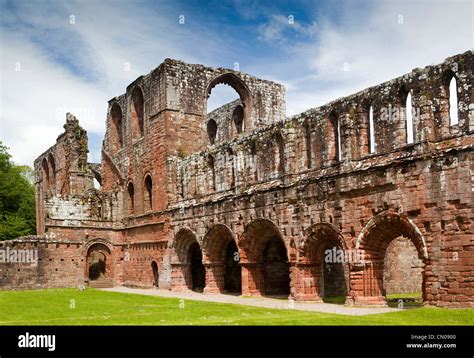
[0,142,36,240]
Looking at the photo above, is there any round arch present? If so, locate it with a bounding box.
[241,218,287,263]
[295,222,350,302]
[354,210,428,305]
[84,239,113,285]
[241,218,290,296]
[171,228,199,264]
[110,102,124,150]
[206,73,252,132]
[83,238,114,257]
[170,228,205,291]
[202,224,241,294]
[355,210,428,260]
[131,85,145,138]
[202,224,236,263]
[302,222,348,262]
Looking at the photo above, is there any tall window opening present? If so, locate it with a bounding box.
[110,103,124,150]
[42,158,49,190]
[228,149,235,188]
[144,175,153,212]
[304,122,312,168]
[369,105,375,153]
[449,76,459,126]
[131,86,144,138]
[207,154,216,191]
[406,91,414,144]
[328,111,340,162]
[206,73,251,144]
[232,104,244,134]
[207,119,217,145]
[127,182,134,215]
[275,133,285,176]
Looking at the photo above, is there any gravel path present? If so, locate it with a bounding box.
[101,286,399,316]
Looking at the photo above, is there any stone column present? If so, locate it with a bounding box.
[203,263,225,294]
[290,263,323,302]
[352,261,387,306]
[170,263,191,291]
[241,262,264,296]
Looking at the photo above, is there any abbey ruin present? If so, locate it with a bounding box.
[1,51,473,307]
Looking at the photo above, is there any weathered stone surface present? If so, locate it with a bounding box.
[2,51,473,308]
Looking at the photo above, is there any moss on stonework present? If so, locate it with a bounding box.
[178,147,187,158]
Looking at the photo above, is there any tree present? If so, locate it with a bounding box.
[0,142,36,240]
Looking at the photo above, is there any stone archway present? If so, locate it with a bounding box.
[202,224,241,294]
[206,73,252,133]
[240,218,290,297]
[170,228,205,292]
[85,242,113,288]
[293,223,349,302]
[354,211,428,306]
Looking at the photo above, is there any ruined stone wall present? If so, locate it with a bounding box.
[166,51,473,307]
[8,51,473,307]
[0,238,85,290]
[207,99,242,144]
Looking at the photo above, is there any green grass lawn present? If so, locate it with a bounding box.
[0,288,472,325]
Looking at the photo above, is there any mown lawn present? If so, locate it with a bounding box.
[0,288,472,325]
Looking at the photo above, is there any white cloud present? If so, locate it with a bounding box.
[0,0,230,166]
[1,0,472,166]
[0,32,108,165]
[282,0,473,114]
[313,2,471,81]
[258,14,318,43]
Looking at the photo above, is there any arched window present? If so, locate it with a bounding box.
[304,122,312,168]
[42,158,49,189]
[232,105,244,134]
[206,73,251,136]
[131,86,144,138]
[127,182,134,215]
[449,76,458,126]
[144,175,153,212]
[48,153,56,187]
[207,154,216,191]
[250,141,258,182]
[207,119,217,145]
[406,91,414,144]
[228,149,235,188]
[110,103,124,150]
[369,105,375,153]
[275,133,285,176]
[328,111,340,162]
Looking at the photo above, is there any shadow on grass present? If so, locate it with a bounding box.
[386,292,423,309]
[322,296,346,305]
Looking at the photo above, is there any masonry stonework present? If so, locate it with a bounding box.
[2,52,473,307]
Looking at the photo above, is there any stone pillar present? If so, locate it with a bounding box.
[170,263,191,291]
[290,263,323,302]
[203,263,225,294]
[241,262,264,296]
[352,261,387,306]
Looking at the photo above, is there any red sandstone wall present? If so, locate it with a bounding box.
[17,51,473,308]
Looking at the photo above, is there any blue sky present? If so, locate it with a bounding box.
[0,0,472,166]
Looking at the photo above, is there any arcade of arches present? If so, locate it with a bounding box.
[169,212,427,305]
